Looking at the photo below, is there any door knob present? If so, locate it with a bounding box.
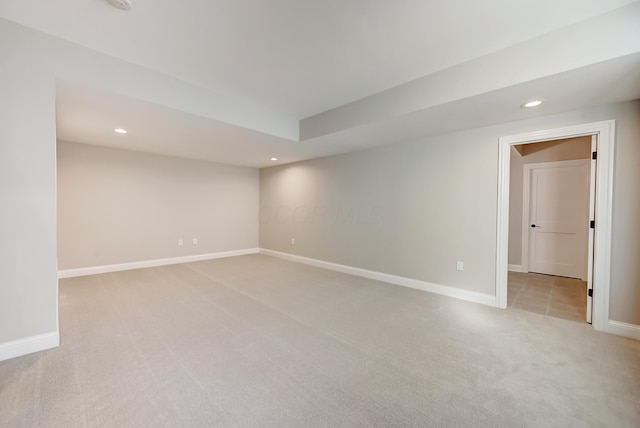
[531,224,541,228]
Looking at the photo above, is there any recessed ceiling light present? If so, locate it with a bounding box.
[270,157,278,161]
[521,100,543,108]
[107,0,132,11]
[114,128,127,134]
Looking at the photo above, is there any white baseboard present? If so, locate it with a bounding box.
[259,248,497,307]
[0,331,59,362]
[58,248,260,278]
[508,264,525,272]
[605,320,640,340]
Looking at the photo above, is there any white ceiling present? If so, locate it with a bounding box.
[3,0,640,167]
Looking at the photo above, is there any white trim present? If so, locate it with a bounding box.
[520,162,531,274]
[55,136,60,348]
[508,264,524,273]
[58,248,260,278]
[260,248,497,307]
[605,321,640,340]
[521,159,590,280]
[0,331,59,362]
[497,120,615,332]
[586,135,598,324]
[496,132,511,309]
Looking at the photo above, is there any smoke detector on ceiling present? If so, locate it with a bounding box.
[107,0,132,11]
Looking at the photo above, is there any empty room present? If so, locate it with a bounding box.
[1,1,640,427]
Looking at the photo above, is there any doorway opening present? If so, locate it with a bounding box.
[507,137,592,323]
[496,121,615,333]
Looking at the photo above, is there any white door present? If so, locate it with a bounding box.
[528,160,590,279]
[586,136,597,323]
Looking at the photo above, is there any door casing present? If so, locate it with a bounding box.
[496,120,615,333]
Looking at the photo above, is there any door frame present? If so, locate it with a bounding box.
[521,159,591,280]
[496,120,615,332]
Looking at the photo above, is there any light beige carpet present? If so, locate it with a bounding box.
[1,254,639,427]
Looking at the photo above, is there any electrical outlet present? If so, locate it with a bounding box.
[193,238,198,245]
[456,261,464,271]
[178,239,183,246]
[290,238,295,245]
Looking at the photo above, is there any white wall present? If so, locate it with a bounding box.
[508,137,591,266]
[261,131,498,296]
[0,36,57,349]
[609,101,640,325]
[57,142,258,270]
[261,100,640,327]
